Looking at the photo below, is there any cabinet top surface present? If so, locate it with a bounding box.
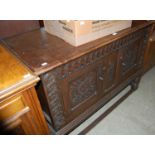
[0,44,39,100]
[2,21,154,75]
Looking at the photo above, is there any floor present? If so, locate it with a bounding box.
[70,67,155,135]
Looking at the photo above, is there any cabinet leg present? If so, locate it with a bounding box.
[131,76,141,90]
[78,86,134,135]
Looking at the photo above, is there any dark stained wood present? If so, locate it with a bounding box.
[56,71,142,135]
[131,20,148,27]
[144,25,155,72]
[2,21,155,75]
[2,21,154,134]
[0,20,40,39]
[39,20,44,27]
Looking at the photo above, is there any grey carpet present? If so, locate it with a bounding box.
[70,66,155,135]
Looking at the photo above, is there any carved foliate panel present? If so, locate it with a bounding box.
[120,25,151,76]
[41,72,65,130]
[70,71,97,108]
[121,41,139,74]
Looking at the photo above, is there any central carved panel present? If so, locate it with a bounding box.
[121,42,139,74]
[70,71,97,108]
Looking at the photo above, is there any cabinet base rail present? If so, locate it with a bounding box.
[78,86,133,135]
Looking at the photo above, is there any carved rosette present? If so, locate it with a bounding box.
[70,71,97,108]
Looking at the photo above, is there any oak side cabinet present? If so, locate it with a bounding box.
[0,44,49,135]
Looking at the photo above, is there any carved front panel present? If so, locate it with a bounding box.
[58,59,105,123]
[120,40,140,75]
[62,63,103,117]
[119,26,150,80]
[70,71,97,108]
[41,72,65,130]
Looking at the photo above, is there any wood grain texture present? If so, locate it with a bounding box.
[0,20,40,39]
[2,21,155,75]
[0,46,49,134]
[19,87,49,134]
[0,44,39,100]
[144,25,155,72]
[0,79,49,135]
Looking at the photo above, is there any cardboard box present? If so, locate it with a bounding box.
[44,20,132,46]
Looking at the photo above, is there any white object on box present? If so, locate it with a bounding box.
[44,20,132,46]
